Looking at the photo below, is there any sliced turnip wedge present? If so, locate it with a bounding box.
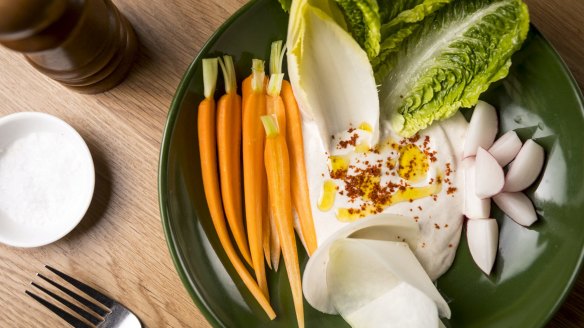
[466,218,498,275]
[493,192,538,226]
[504,139,545,192]
[463,101,498,158]
[463,157,491,219]
[489,130,522,167]
[327,238,449,325]
[475,148,504,199]
[302,214,420,314]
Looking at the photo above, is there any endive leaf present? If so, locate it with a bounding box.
[287,0,379,149]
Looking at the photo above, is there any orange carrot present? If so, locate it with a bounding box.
[270,40,317,255]
[269,200,281,271]
[282,81,317,255]
[263,196,272,269]
[242,59,269,298]
[197,58,275,319]
[263,76,304,328]
[217,56,252,266]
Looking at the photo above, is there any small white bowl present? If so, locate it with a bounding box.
[0,112,95,247]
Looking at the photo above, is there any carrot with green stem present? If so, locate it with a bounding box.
[263,74,304,328]
[217,55,252,266]
[242,59,269,298]
[197,58,275,320]
[270,40,318,255]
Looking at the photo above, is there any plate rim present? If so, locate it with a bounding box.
[158,1,259,327]
[158,1,584,327]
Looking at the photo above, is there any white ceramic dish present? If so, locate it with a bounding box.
[0,112,95,247]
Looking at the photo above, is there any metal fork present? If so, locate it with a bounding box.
[26,265,141,328]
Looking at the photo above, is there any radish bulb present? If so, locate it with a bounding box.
[489,131,522,167]
[493,192,538,227]
[463,101,498,158]
[475,148,504,199]
[504,139,545,192]
[466,219,499,275]
[302,214,420,314]
[463,157,491,219]
[326,238,449,327]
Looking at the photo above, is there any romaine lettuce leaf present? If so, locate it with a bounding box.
[379,0,529,137]
[333,0,381,58]
[373,0,452,81]
[279,0,292,12]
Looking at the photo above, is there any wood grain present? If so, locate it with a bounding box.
[0,0,582,327]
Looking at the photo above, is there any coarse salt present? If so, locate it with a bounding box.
[0,132,88,227]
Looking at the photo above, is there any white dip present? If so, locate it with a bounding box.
[303,113,468,280]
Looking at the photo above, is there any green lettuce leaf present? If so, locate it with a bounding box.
[333,0,381,58]
[379,0,529,137]
[373,0,452,81]
[378,0,430,22]
[279,0,292,12]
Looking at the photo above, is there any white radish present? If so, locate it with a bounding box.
[466,218,499,275]
[302,214,420,314]
[504,139,545,192]
[463,101,498,158]
[327,239,450,320]
[463,157,491,219]
[493,192,538,227]
[475,148,504,199]
[489,131,522,167]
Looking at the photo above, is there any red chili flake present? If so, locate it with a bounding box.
[448,244,453,248]
[447,187,457,195]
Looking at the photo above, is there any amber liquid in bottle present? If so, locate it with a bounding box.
[0,0,137,94]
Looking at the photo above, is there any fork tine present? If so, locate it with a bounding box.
[26,290,92,328]
[46,265,114,308]
[38,273,109,317]
[31,282,102,326]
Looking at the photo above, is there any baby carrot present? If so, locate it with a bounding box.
[270,205,281,271]
[270,40,317,255]
[282,80,317,255]
[263,195,272,269]
[262,113,304,328]
[242,59,269,298]
[217,55,252,266]
[197,58,275,319]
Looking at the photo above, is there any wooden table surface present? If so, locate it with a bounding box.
[0,0,582,327]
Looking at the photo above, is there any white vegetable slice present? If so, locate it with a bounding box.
[493,192,538,227]
[302,214,420,314]
[504,139,545,192]
[463,157,491,219]
[342,282,439,328]
[463,101,498,158]
[327,239,449,322]
[287,3,379,150]
[475,147,504,199]
[466,218,498,275]
[488,130,522,167]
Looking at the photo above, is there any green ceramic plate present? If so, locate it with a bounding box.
[159,0,584,327]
